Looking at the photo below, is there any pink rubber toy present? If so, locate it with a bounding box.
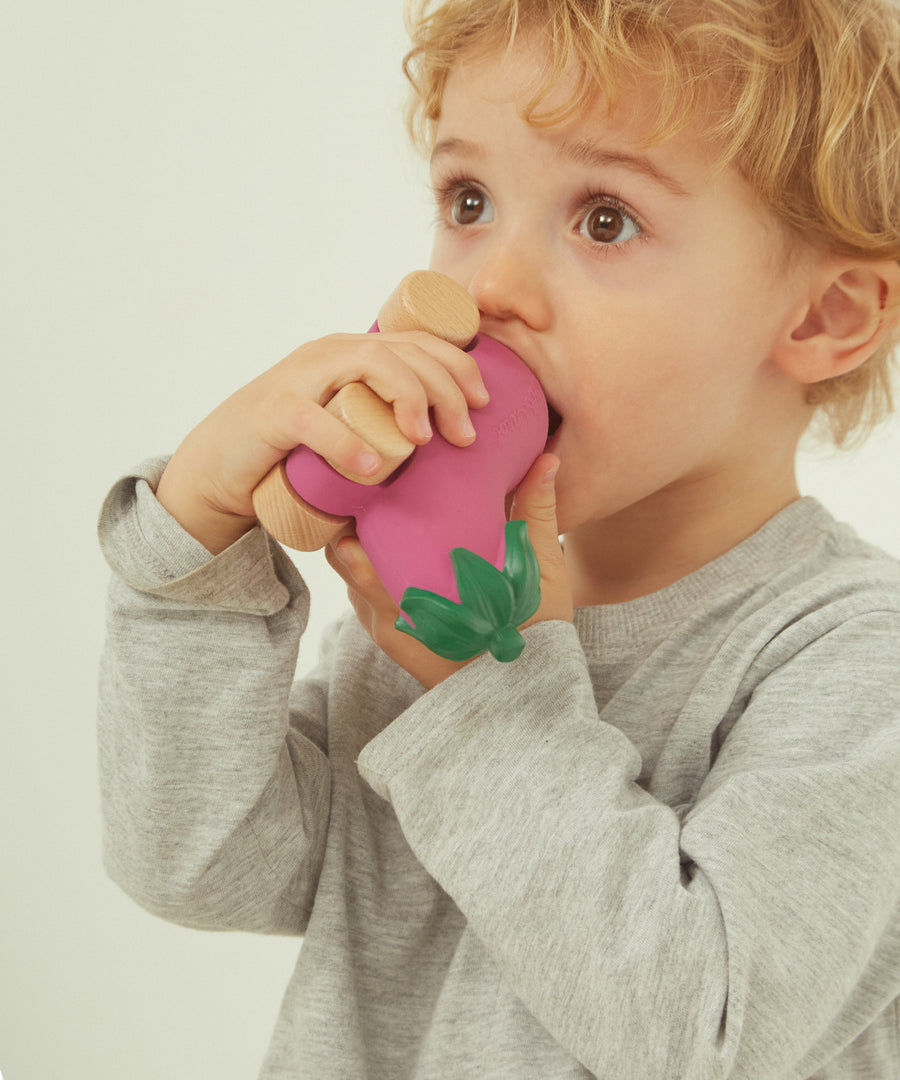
[285,332,548,660]
[251,271,549,661]
[286,331,546,595]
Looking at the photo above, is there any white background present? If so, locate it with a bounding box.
[2,2,898,1078]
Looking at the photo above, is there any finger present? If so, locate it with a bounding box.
[387,330,489,409]
[389,348,475,447]
[305,334,434,446]
[267,397,386,481]
[325,534,471,689]
[509,454,562,553]
[509,454,573,624]
[326,534,397,612]
[367,333,489,448]
[276,331,487,464]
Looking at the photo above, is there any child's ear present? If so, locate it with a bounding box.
[773,259,900,385]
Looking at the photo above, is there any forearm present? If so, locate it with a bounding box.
[358,623,724,1074]
[357,617,900,1078]
[97,462,329,933]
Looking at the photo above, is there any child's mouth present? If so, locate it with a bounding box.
[546,404,563,447]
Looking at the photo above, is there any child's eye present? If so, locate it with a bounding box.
[450,186,494,226]
[578,200,641,245]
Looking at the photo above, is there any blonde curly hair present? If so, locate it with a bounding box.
[403,0,900,445]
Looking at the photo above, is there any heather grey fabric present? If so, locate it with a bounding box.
[98,458,900,1079]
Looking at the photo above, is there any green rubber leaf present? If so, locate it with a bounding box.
[395,589,494,661]
[503,520,542,625]
[486,625,525,662]
[450,547,515,628]
[394,521,542,663]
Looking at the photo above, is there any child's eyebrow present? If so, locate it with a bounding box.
[559,138,691,198]
[430,137,485,165]
[430,136,689,200]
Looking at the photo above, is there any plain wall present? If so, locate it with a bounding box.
[2,2,899,1078]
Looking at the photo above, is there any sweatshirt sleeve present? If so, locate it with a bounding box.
[356,612,900,1079]
[97,459,331,934]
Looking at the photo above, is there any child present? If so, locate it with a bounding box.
[97,0,900,1076]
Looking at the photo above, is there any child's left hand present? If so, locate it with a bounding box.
[325,454,572,689]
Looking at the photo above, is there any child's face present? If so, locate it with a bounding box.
[427,44,814,540]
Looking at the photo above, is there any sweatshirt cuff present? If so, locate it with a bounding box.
[356,620,589,802]
[98,457,304,616]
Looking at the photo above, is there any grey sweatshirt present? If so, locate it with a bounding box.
[98,458,900,1080]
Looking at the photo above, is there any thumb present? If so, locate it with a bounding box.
[510,452,562,549]
[509,454,573,624]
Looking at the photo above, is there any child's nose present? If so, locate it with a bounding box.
[466,241,552,331]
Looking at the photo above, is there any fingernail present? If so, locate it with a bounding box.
[417,416,433,440]
[462,417,476,439]
[334,538,354,566]
[542,460,560,485]
[358,452,380,475]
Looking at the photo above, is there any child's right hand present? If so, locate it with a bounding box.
[155,330,489,554]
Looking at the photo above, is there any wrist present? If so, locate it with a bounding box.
[156,466,257,555]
